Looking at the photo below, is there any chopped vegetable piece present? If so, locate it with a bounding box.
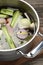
[18,18,31,29]
[0,14,8,18]
[30,23,35,29]
[2,25,16,48]
[17,29,28,39]
[0,18,6,24]
[6,8,14,13]
[1,8,14,16]
[10,11,21,27]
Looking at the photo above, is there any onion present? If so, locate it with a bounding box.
[17,29,28,39]
[18,18,31,29]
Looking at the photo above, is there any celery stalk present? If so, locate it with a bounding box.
[1,8,14,16]
[2,25,16,48]
[0,14,8,18]
[10,11,21,27]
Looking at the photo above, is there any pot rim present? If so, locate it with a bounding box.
[0,0,40,52]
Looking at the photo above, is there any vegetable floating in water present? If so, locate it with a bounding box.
[17,29,28,39]
[2,25,16,48]
[0,14,8,18]
[0,7,36,50]
[18,18,31,29]
[1,8,14,16]
[30,23,35,29]
[10,11,21,27]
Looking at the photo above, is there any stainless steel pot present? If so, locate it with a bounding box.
[0,0,43,61]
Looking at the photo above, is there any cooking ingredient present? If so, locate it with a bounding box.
[30,23,35,29]
[2,25,16,48]
[0,14,8,18]
[17,29,28,39]
[1,8,14,16]
[0,7,35,50]
[10,11,21,27]
[18,18,31,29]
[0,18,6,24]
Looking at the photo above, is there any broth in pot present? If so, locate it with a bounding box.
[0,7,36,50]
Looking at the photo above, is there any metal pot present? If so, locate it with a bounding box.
[0,0,43,61]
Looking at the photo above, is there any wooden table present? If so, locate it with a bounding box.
[0,0,43,65]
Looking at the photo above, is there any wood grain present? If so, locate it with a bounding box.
[0,0,43,65]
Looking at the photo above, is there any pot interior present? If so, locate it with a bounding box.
[0,0,39,51]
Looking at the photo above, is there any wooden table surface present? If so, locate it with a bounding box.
[0,0,43,65]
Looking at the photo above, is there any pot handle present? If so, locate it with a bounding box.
[18,32,43,58]
[18,41,43,58]
[38,32,43,37]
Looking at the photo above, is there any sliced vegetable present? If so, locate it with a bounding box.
[18,18,31,29]
[17,29,28,39]
[1,8,14,16]
[30,23,35,29]
[2,25,16,48]
[0,18,6,24]
[0,14,8,18]
[10,11,21,27]
[6,8,14,13]
[25,35,32,41]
